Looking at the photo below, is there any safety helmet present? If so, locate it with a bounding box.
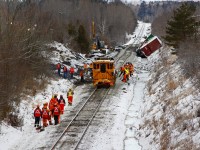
[43,102,48,105]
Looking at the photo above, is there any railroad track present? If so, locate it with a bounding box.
[115,23,145,65]
[132,23,145,46]
[51,88,110,150]
[50,23,146,150]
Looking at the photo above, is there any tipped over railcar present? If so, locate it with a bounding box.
[136,34,162,58]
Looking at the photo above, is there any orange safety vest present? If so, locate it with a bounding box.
[53,106,60,116]
[120,67,125,71]
[80,70,84,77]
[84,64,87,69]
[34,108,41,117]
[57,63,61,69]
[49,98,57,110]
[42,108,49,119]
[63,66,67,72]
[60,99,65,105]
[70,67,74,74]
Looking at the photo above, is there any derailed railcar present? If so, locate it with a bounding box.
[136,35,162,58]
[91,57,116,87]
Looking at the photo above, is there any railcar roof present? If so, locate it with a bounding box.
[93,60,115,63]
[93,57,115,63]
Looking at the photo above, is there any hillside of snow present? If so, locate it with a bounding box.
[137,46,200,149]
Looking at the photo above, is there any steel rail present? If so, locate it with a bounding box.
[50,87,97,150]
[133,23,145,47]
[115,23,145,63]
[51,24,146,150]
[73,88,110,150]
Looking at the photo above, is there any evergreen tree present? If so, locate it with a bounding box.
[76,25,90,53]
[164,3,196,48]
[67,23,77,37]
[137,1,147,20]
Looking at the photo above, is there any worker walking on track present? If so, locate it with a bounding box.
[41,102,50,127]
[49,95,58,125]
[122,67,129,82]
[119,66,125,77]
[58,95,66,114]
[67,88,74,106]
[53,103,61,125]
[33,104,42,127]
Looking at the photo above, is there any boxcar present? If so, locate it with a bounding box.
[136,36,162,58]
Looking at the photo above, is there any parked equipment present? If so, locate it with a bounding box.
[91,57,116,87]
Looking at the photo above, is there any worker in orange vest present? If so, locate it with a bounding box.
[67,88,74,106]
[57,63,61,76]
[84,63,88,73]
[63,65,68,79]
[119,66,125,77]
[34,105,42,127]
[69,66,75,79]
[58,95,66,114]
[53,103,61,125]
[122,68,129,82]
[41,102,50,127]
[80,69,84,82]
[129,63,134,76]
[48,95,58,125]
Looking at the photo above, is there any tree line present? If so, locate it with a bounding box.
[0,0,137,124]
[152,1,200,86]
[137,1,181,22]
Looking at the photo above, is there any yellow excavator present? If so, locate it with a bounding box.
[91,21,105,50]
[91,21,97,50]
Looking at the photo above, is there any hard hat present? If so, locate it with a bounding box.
[43,102,48,105]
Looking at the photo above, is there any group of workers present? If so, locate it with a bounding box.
[56,63,90,82]
[119,62,134,83]
[33,89,74,128]
[56,63,75,79]
[34,62,134,129]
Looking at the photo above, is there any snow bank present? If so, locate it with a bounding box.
[138,45,200,149]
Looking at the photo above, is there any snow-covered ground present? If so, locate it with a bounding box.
[1,21,200,150]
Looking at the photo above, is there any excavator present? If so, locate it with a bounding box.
[91,21,104,50]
